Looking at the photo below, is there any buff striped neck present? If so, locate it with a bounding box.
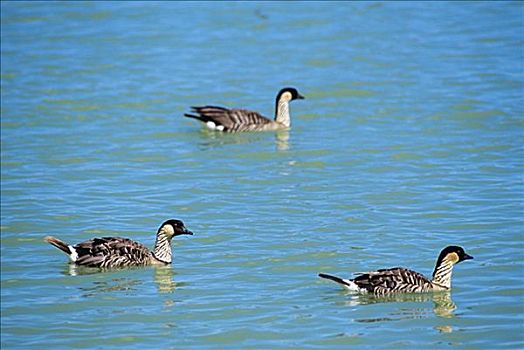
[432,256,455,289]
[153,230,172,264]
[275,99,290,127]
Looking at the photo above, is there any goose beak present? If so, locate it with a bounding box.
[176,227,193,236]
[297,93,305,100]
[463,253,473,260]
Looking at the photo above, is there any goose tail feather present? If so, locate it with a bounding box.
[45,236,78,262]
[184,113,208,123]
[319,273,360,291]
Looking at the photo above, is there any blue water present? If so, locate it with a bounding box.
[1,1,523,349]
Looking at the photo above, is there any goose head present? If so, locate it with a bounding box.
[276,87,305,103]
[158,219,193,239]
[436,246,474,265]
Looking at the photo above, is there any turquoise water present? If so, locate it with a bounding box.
[1,1,523,349]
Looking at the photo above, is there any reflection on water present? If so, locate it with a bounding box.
[349,291,456,318]
[275,130,290,151]
[154,266,186,314]
[79,278,143,298]
[435,325,454,334]
[197,129,265,150]
[66,264,106,277]
[195,128,290,151]
[65,264,183,296]
[154,265,185,294]
[65,263,144,277]
[431,292,457,319]
[345,292,457,331]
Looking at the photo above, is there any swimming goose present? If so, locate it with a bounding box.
[184,87,304,132]
[44,219,193,269]
[319,246,473,295]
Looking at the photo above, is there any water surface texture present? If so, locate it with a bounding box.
[1,2,523,349]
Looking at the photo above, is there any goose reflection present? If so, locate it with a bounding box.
[196,128,290,152]
[66,264,184,297]
[349,291,456,317]
[431,292,457,318]
[65,263,144,277]
[66,263,108,276]
[154,265,185,294]
[78,277,143,298]
[275,130,290,151]
[341,291,457,328]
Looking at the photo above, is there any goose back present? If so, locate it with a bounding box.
[185,106,278,132]
[73,237,153,268]
[353,267,434,295]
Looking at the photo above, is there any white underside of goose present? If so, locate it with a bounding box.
[340,279,365,293]
[68,246,79,262]
[205,121,224,131]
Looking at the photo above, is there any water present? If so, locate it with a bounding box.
[1,1,523,349]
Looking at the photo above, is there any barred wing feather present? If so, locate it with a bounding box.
[73,237,152,268]
[353,267,433,295]
[185,106,274,132]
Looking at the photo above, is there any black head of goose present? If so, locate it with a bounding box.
[319,245,473,295]
[184,87,304,132]
[44,219,193,269]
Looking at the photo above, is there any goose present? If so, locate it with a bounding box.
[44,219,193,269]
[319,246,473,295]
[184,87,304,132]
